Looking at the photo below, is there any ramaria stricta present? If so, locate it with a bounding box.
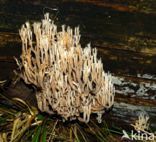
[16,13,115,123]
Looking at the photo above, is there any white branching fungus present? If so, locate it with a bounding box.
[16,13,115,123]
[132,112,149,131]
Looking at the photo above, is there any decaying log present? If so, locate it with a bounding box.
[104,102,156,131]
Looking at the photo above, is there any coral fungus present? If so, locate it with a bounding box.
[16,13,115,123]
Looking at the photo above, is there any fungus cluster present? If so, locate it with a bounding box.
[16,13,115,123]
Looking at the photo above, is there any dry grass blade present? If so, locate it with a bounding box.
[0,133,7,142]
[10,113,34,142]
[0,93,40,142]
[0,80,7,85]
[70,126,73,142]
[12,98,38,116]
[75,124,88,142]
[9,98,40,142]
[71,125,80,142]
[0,107,16,116]
[47,120,58,141]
